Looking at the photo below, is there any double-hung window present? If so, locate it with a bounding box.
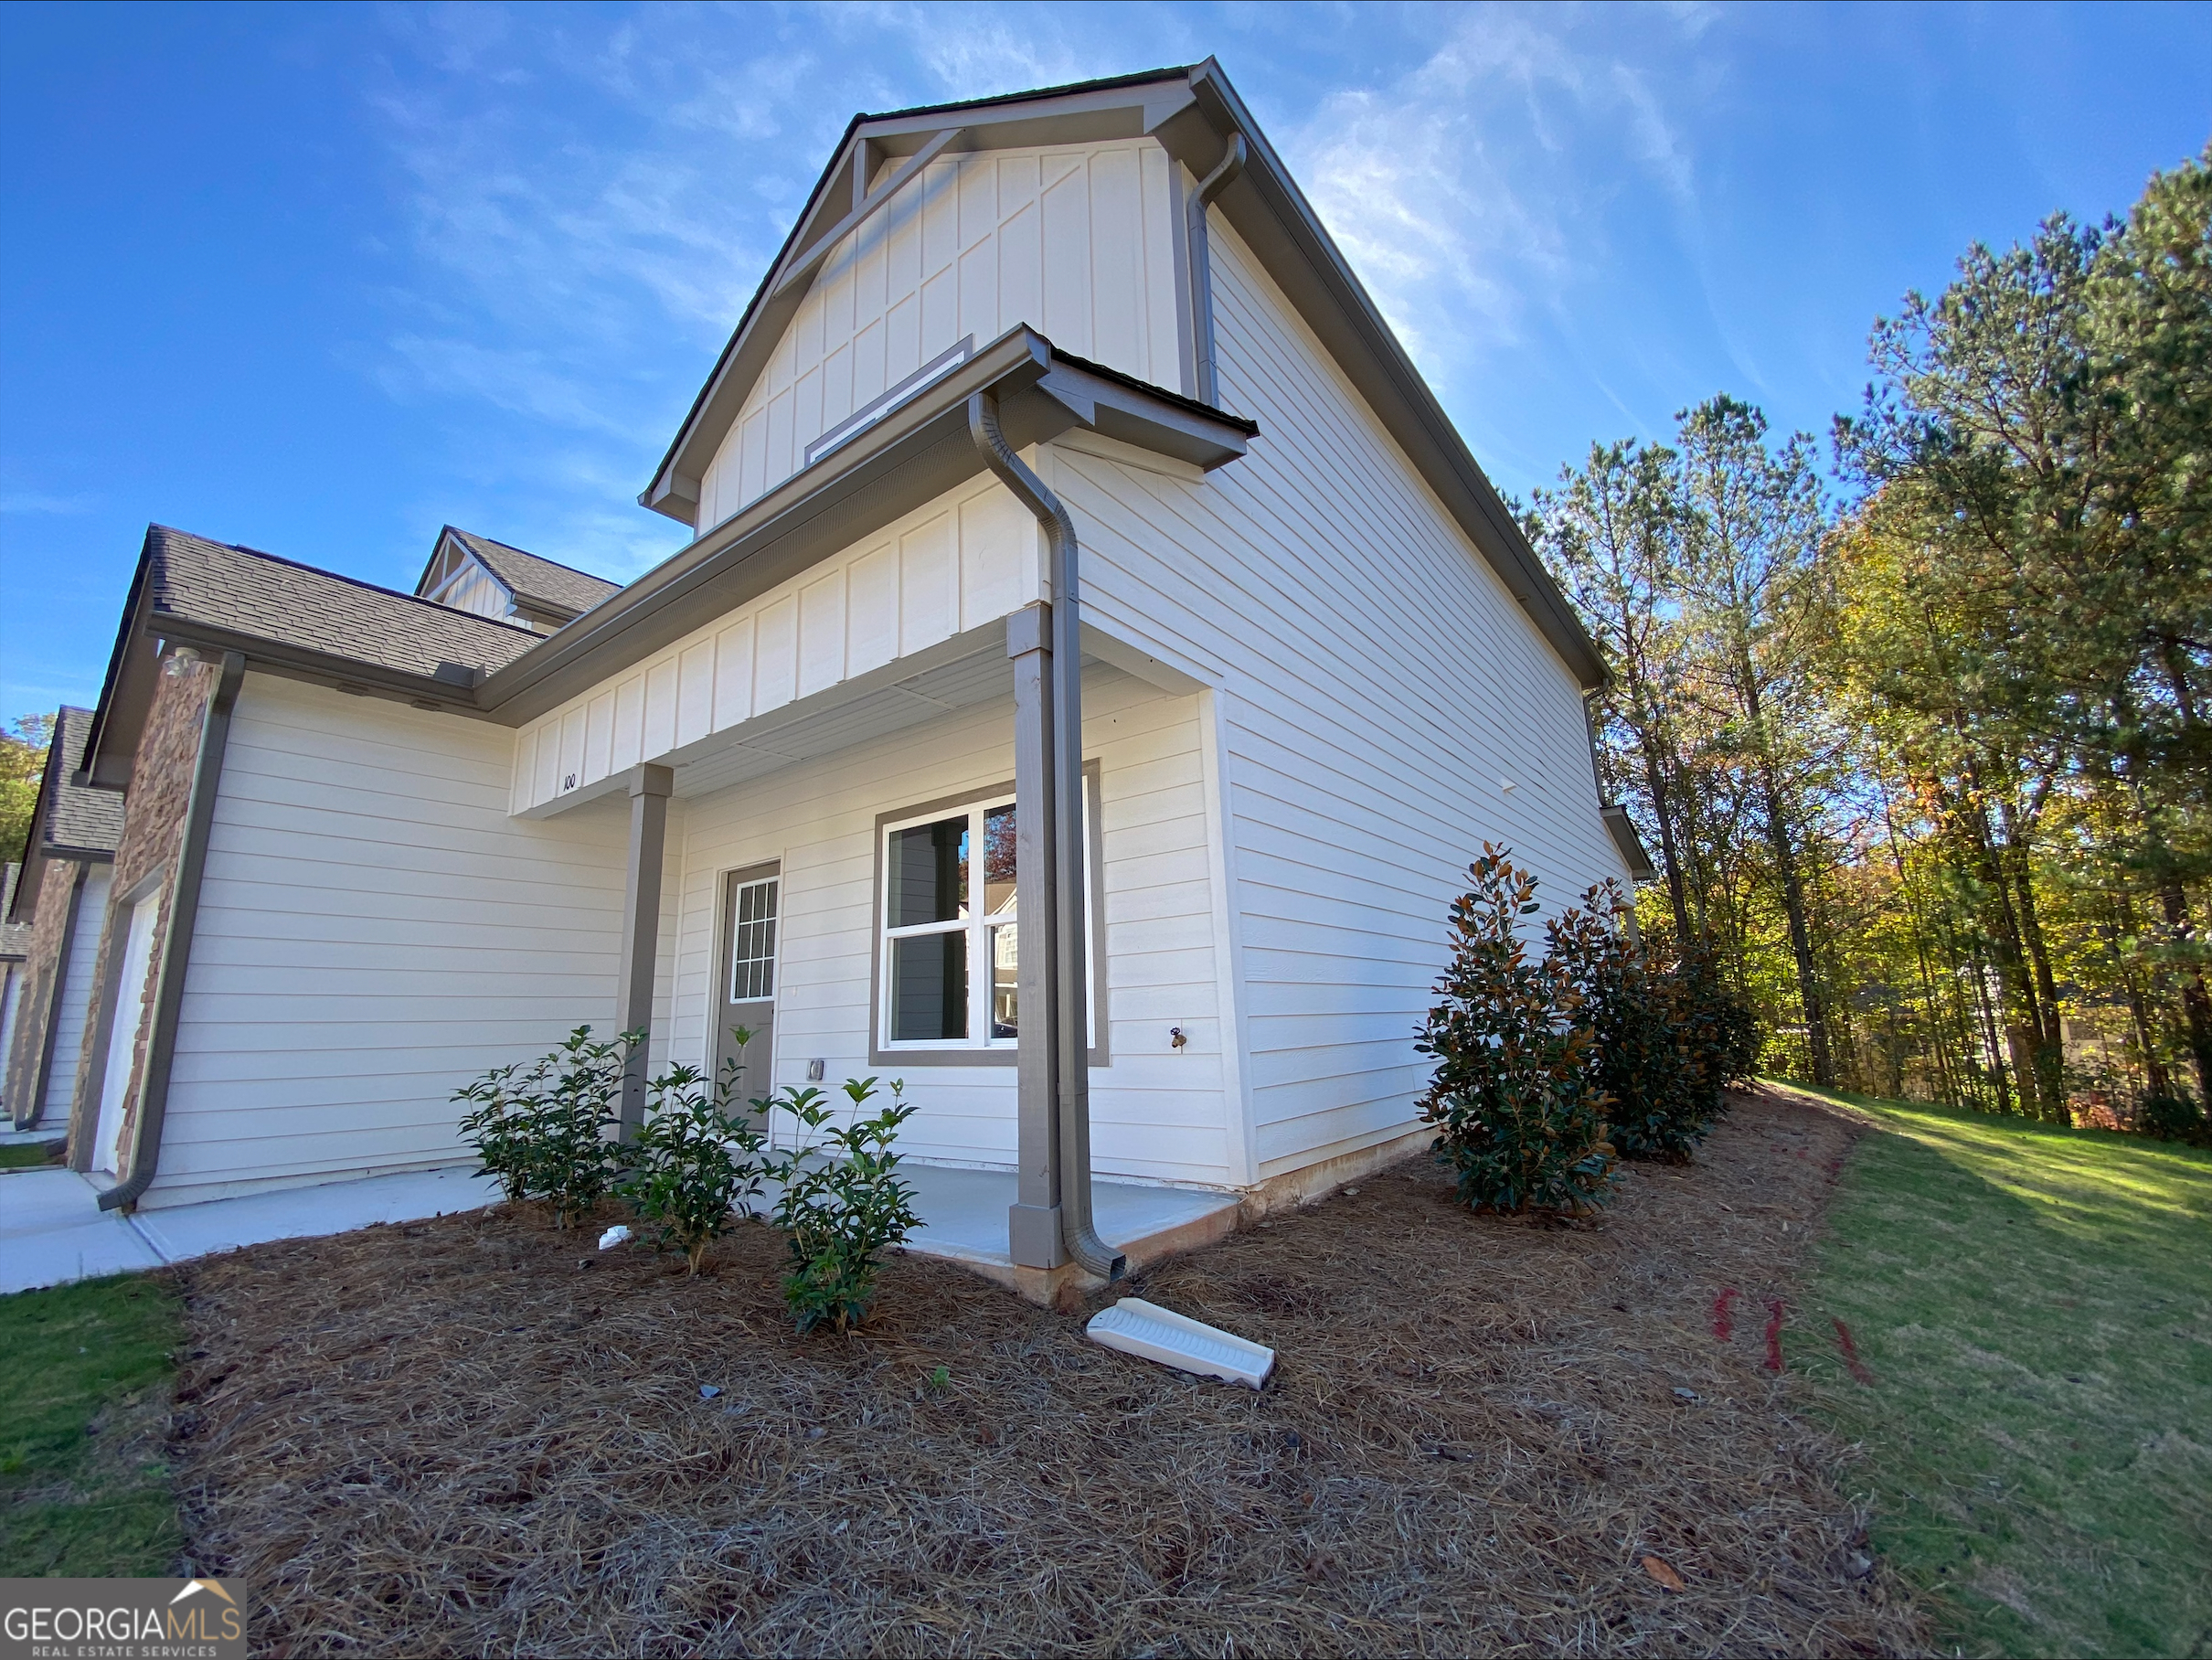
[875,783,1098,1060]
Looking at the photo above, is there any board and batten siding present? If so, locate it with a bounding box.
[510,475,1040,816]
[145,675,629,1208]
[664,665,1234,1187]
[1036,216,1631,1182]
[697,139,1186,529]
[42,866,111,1121]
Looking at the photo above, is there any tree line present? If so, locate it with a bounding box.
[1523,145,2211,1132]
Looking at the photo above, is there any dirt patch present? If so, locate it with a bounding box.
[169,1087,1927,1656]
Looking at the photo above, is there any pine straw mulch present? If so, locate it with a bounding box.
[165,1086,1929,1658]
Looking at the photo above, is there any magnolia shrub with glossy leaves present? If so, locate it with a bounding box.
[1416,846,1618,1215]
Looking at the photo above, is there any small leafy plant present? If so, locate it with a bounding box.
[1416,846,1618,1215]
[621,1029,769,1274]
[454,1026,634,1227]
[760,1077,922,1334]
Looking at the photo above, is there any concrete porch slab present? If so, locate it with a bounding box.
[897,1162,1240,1271]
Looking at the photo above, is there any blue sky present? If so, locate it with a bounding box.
[3,1,2206,726]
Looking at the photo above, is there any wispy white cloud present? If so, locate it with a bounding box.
[0,490,94,516]
[1284,5,1720,401]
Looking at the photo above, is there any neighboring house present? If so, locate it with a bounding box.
[0,865,30,1119]
[5,709,126,1132]
[58,62,1650,1285]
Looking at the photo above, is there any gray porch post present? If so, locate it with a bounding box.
[1006,602,1067,1268]
[615,762,674,1141]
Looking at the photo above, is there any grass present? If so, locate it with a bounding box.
[0,1140,64,1170]
[1777,1082,2212,1658]
[0,1272,185,1576]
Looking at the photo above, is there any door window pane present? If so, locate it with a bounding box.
[888,816,969,927]
[728,878,778,1002]
[891,931,969,1040]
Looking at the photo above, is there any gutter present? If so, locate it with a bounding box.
[967,388,1125,1282]
[101,650,245,1213]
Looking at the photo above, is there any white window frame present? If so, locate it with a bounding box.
[870,775,1102,1067]
[877,792,1016,1055]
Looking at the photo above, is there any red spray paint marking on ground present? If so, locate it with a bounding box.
[1712,1287,1739,1341]
[1763,1299,1787,1372]
[1832,1317,1875,1383]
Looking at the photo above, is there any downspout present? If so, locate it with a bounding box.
[101,650,245,1213]
[1185,132,1246,410]
[967,389,1124,1282]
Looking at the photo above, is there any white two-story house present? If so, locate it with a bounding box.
[53,61,1648,1293]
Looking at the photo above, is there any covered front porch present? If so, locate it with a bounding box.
[522,590,1242,1295]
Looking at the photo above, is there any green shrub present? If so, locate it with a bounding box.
[454,1026,633,1228]
[1548,882,1711,1161]
[2136,1092,2209,1145]
[1415,846,1618,1215]
[760,1077,922,1334]
[622,1038,769,1274]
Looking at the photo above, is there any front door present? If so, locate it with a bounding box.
[714,864,780,1113]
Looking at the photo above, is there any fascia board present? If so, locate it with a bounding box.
[144,617,495,718]
[858,80,1196,150]
[1183,63,1609,693]
[494,328,1058,724]
[490,326,1249,729]
[1037,357,1254,470]
[80,532,160,789]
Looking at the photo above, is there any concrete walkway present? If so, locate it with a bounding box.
[1,1166,493,1295]
[2,1160,1240,1297]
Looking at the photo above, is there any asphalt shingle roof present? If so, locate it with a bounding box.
[148,526,548,684]
[43,707,124,856]
[444,528,619,621]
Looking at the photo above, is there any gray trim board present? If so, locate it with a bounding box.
[101,649,246,1211]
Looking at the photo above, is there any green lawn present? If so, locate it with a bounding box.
[1780,1084,2212,1658]
[0,1140,64,1170]
[0,1272,185,1576]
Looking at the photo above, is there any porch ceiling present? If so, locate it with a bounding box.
[671,633,1015,802]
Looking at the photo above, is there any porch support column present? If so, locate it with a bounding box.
[972,386,1123,1282]
[615,762,674,1142]
[1006,601,1066,1268]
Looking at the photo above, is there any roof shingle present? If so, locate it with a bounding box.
[443,528,619,621]
[43,707,124,856]
[147,527,547,684]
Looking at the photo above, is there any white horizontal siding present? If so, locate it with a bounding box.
[151,676,629,1207]
[1037,213,1631,1182]
[511,475,1040,815]
[698,138,1185,527]
[42,866,110,1120]
[665,664,1232,1187]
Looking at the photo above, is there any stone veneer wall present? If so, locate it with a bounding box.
[3,852,97,1121]
[66,651,217,1170]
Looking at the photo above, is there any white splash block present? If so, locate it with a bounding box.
[1085,1296,1276,1389]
